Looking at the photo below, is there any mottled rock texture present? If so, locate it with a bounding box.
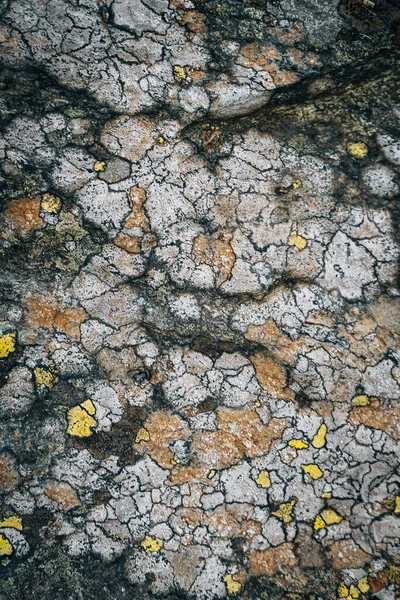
[0,1,400,599]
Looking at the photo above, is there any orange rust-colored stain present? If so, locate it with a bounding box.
[251,352,294,400]
[350,399,400,439]
[192,231,236,286]
[24,293,87,341]
[248,543,298,576]
[3,196,45,237]
[45,481,80,510]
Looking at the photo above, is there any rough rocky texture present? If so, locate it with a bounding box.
[0,1,400,599]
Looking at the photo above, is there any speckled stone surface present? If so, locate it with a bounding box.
[0,1,400,599]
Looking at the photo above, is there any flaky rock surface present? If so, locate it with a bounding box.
[0,1,400,599]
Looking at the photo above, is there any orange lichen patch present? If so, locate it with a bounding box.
[237,43,299,87]
[170,409,287,485]
[248,543,298,576]
[350,399,400,439]
[201,124,221,151]
[207,505,262,541]
[181,10,207,35]
[173,431,242,484]
[192,231,236,286]
[23,293,87,341]
[251,352,294,399]
[124,187,150,231]
[114,233,141,254]
[368,570,389,594]
[134,411,191,469]
[0,453,20,493]
[2,196,45,237]
[45,481,80,510]
[326,539,371,570]
[245,318,306,365]
[217,407,288,459]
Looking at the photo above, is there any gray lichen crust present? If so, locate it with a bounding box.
[0,1,400,599]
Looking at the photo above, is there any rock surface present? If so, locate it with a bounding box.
[0,1,400,599]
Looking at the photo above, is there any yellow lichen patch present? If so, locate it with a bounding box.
[208,470,216,479]
[292,179,302,189]
[0,534,12,556]
[349,584,360,599]
[288,231,307,250]
[321,491,332,499]
[135,427,150,443]
[173,65,187,81]
[357,577,370,593]
[0,516,22,530]
[94,161,106,172]
[80,399,96,415]
[312,424,327,448]
[351,395,370,406]
[389,565,400,584]
[302,464,323,479]
[141,536,163,552]
[313,514,326,531]
[272,498,297,524]
[338,582,349,598]
[288,439,309,449]
[67,402,96,437]
[320,509,342,525]
[347,142,368,159]
[41,193,62,214]
[34,365,58,388]
[255,470,271,488]
[0,332,16,359]
[223,574,241,596]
